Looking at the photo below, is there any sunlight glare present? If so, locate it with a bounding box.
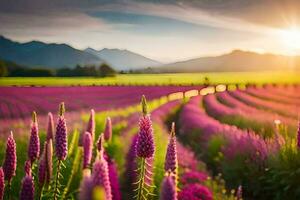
[279,27,300,51]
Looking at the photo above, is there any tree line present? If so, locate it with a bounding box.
[0,60,117,77]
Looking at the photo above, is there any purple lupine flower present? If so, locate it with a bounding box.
[55,102,68,160]
[136,114,155,158]
[104,153,121,200]
[28,111,40,163]
[24,160,31,176]
[79,174,93,200]
[178,184,213,200]
[92,157,112,200]
[83,132,93,169]
[46,112,54,141]
[86,109,95,140]
[136,96,154,158]
[96,134,104,153]
[180,171,208,186]
[38,142,47,187]
[160,174,177,200]
[124,134,138,189]
[297,121,300,148]
[164,122,178,175]
[0,167,4,200]
[104,117,112,141]
[45,139,53,184]
[20,175,35,200]
[237,185,242,200]
[3,132,17,183]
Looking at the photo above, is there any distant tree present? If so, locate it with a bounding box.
[11,68,53,77]
[0,61,8,77]
[56,68,73,77]
[99,63,116,77]
[204,76,210,86]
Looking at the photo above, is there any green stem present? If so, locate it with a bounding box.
[7,181,11,200]
[53,160,61,200]
[136,158,146,200]
[38,185,44,200]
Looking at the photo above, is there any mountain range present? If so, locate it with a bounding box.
[1,35,300,73]
[0,35,161,70]
[157,50,300,72]
[85,48,161,71]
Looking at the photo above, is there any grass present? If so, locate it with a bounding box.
[1,71,300,86]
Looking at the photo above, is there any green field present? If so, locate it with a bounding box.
[0,71,300,86]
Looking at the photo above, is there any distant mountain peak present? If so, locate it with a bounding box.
[85,47,161,71]
[0,35,103,68]
[157,49,300,73]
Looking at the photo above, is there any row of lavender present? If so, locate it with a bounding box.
[0,96,239,200]
[0,86,202,119]
[179,84,300,199]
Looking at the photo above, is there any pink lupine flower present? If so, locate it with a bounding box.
[0,168,4,200]
[160,174,177,200]
[178,184,213,200]
[136,97,155,158]
[104,153,121,200]
[46,112,54,141]
[86,109,95,140]
[124,134,138,189]
[28,111,40,163]
[92,157,112,200]
[164,122,178,174]
[24,160,31,176]
[3,132,17,183]
[79,171,93,200]
[104,117,112,141]
[55,102,68,161]
[96,134,104,153]
[38,142,47,187]
[45,139,53,184]
[83,132,93,169]
[180,171,208,186]
[237,185,242,200]
[20,175,35,200]
[136,114,155,158]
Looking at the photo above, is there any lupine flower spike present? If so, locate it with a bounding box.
[0,168,4,200]
[105,154,121,200]
[3,132,17,184]
[97,134,104,155]
[237,185,242,200]
[28,111,40,163]
[160,172,177,200]
[104,117,112,141]
[136,95,155,158]
[24,160,31,176]
[92,157,112,200]
[20,175,35,200]
[83,132,93,169]
[55,102,68,161]
[135,95,155,200]
[164,122,178,186]
[86,109,95,140]
[38,143,47,192]
[46,139,53,185]
[79,170,93,200]
[54,102,68,200]
[47,112,54,141]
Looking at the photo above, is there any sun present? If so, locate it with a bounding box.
[279,27,300,51]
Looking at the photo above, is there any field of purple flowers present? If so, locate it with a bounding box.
[0,84,300,199]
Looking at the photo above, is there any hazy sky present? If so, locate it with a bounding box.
[1,0,300,62]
